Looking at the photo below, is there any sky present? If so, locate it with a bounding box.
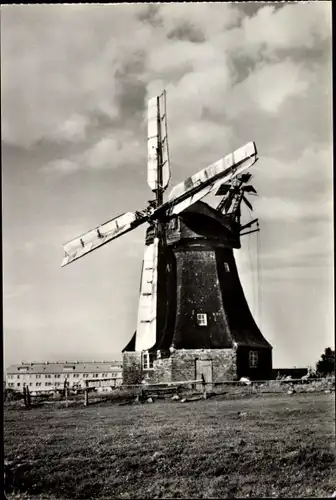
[2,2,333,369]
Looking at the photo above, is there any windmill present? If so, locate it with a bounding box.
[62,90,272,383]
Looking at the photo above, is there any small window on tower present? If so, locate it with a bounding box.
[224,262,230,272]
[249,351,258,368]
[197,313,208,326]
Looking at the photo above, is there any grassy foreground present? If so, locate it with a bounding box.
[4,393,336,499]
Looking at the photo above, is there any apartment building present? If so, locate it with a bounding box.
[6,360,123,394]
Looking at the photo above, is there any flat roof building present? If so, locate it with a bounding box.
[6,360,122,394]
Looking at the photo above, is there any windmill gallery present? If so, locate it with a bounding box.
[61,91,273,386]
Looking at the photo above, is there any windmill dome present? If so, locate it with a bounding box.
[166,201,241,249]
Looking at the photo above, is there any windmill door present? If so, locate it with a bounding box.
[196,359,213,392]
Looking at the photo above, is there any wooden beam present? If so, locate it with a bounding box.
[240,228,260,236]
[240,218,258,231]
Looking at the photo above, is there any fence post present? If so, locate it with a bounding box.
[64,379,69,407]
[26,385,31,408]
[84,381,89,406]
[23,385,27,407]
[202,374,207,400]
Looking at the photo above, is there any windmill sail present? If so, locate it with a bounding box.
[135,237,159,351]
[147,91,171,193]
[153,141,258,218]
[61,212,146,267]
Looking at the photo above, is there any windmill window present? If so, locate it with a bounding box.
[142,351,156,370]
[170,217,180,230]
[224,262,230,272]
[197,313,208,326]
[249,351,258,368]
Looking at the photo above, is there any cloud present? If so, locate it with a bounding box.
[2,2,331,152]
[43,159,80,174]
[253,145,333,207]
[255,194,331,223]
[1,5,148,147]
[52,114,89,144]
[83,132,143,170]
[226,60,310,117]
[45,128,144,173]
[261,232,333,271]
[240,2,331,54]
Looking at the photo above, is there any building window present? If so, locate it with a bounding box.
[196,313,208,326]
[17,383,21,387]
[170,217,180,230]
[36,382,41,387]
[17,375,20,379]
[45,374,51,378]
[224,262,230,272]
[36,374,41,379]
[55,374,61,378]
[142,351,156,370]
[249,351,258,368]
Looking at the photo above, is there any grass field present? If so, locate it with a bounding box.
[4,393,336,499]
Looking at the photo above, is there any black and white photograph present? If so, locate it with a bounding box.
[2,2,334,499]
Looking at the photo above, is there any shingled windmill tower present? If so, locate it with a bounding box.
[61,91,272,386]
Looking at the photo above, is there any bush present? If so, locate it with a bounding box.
[316,348,335,376]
